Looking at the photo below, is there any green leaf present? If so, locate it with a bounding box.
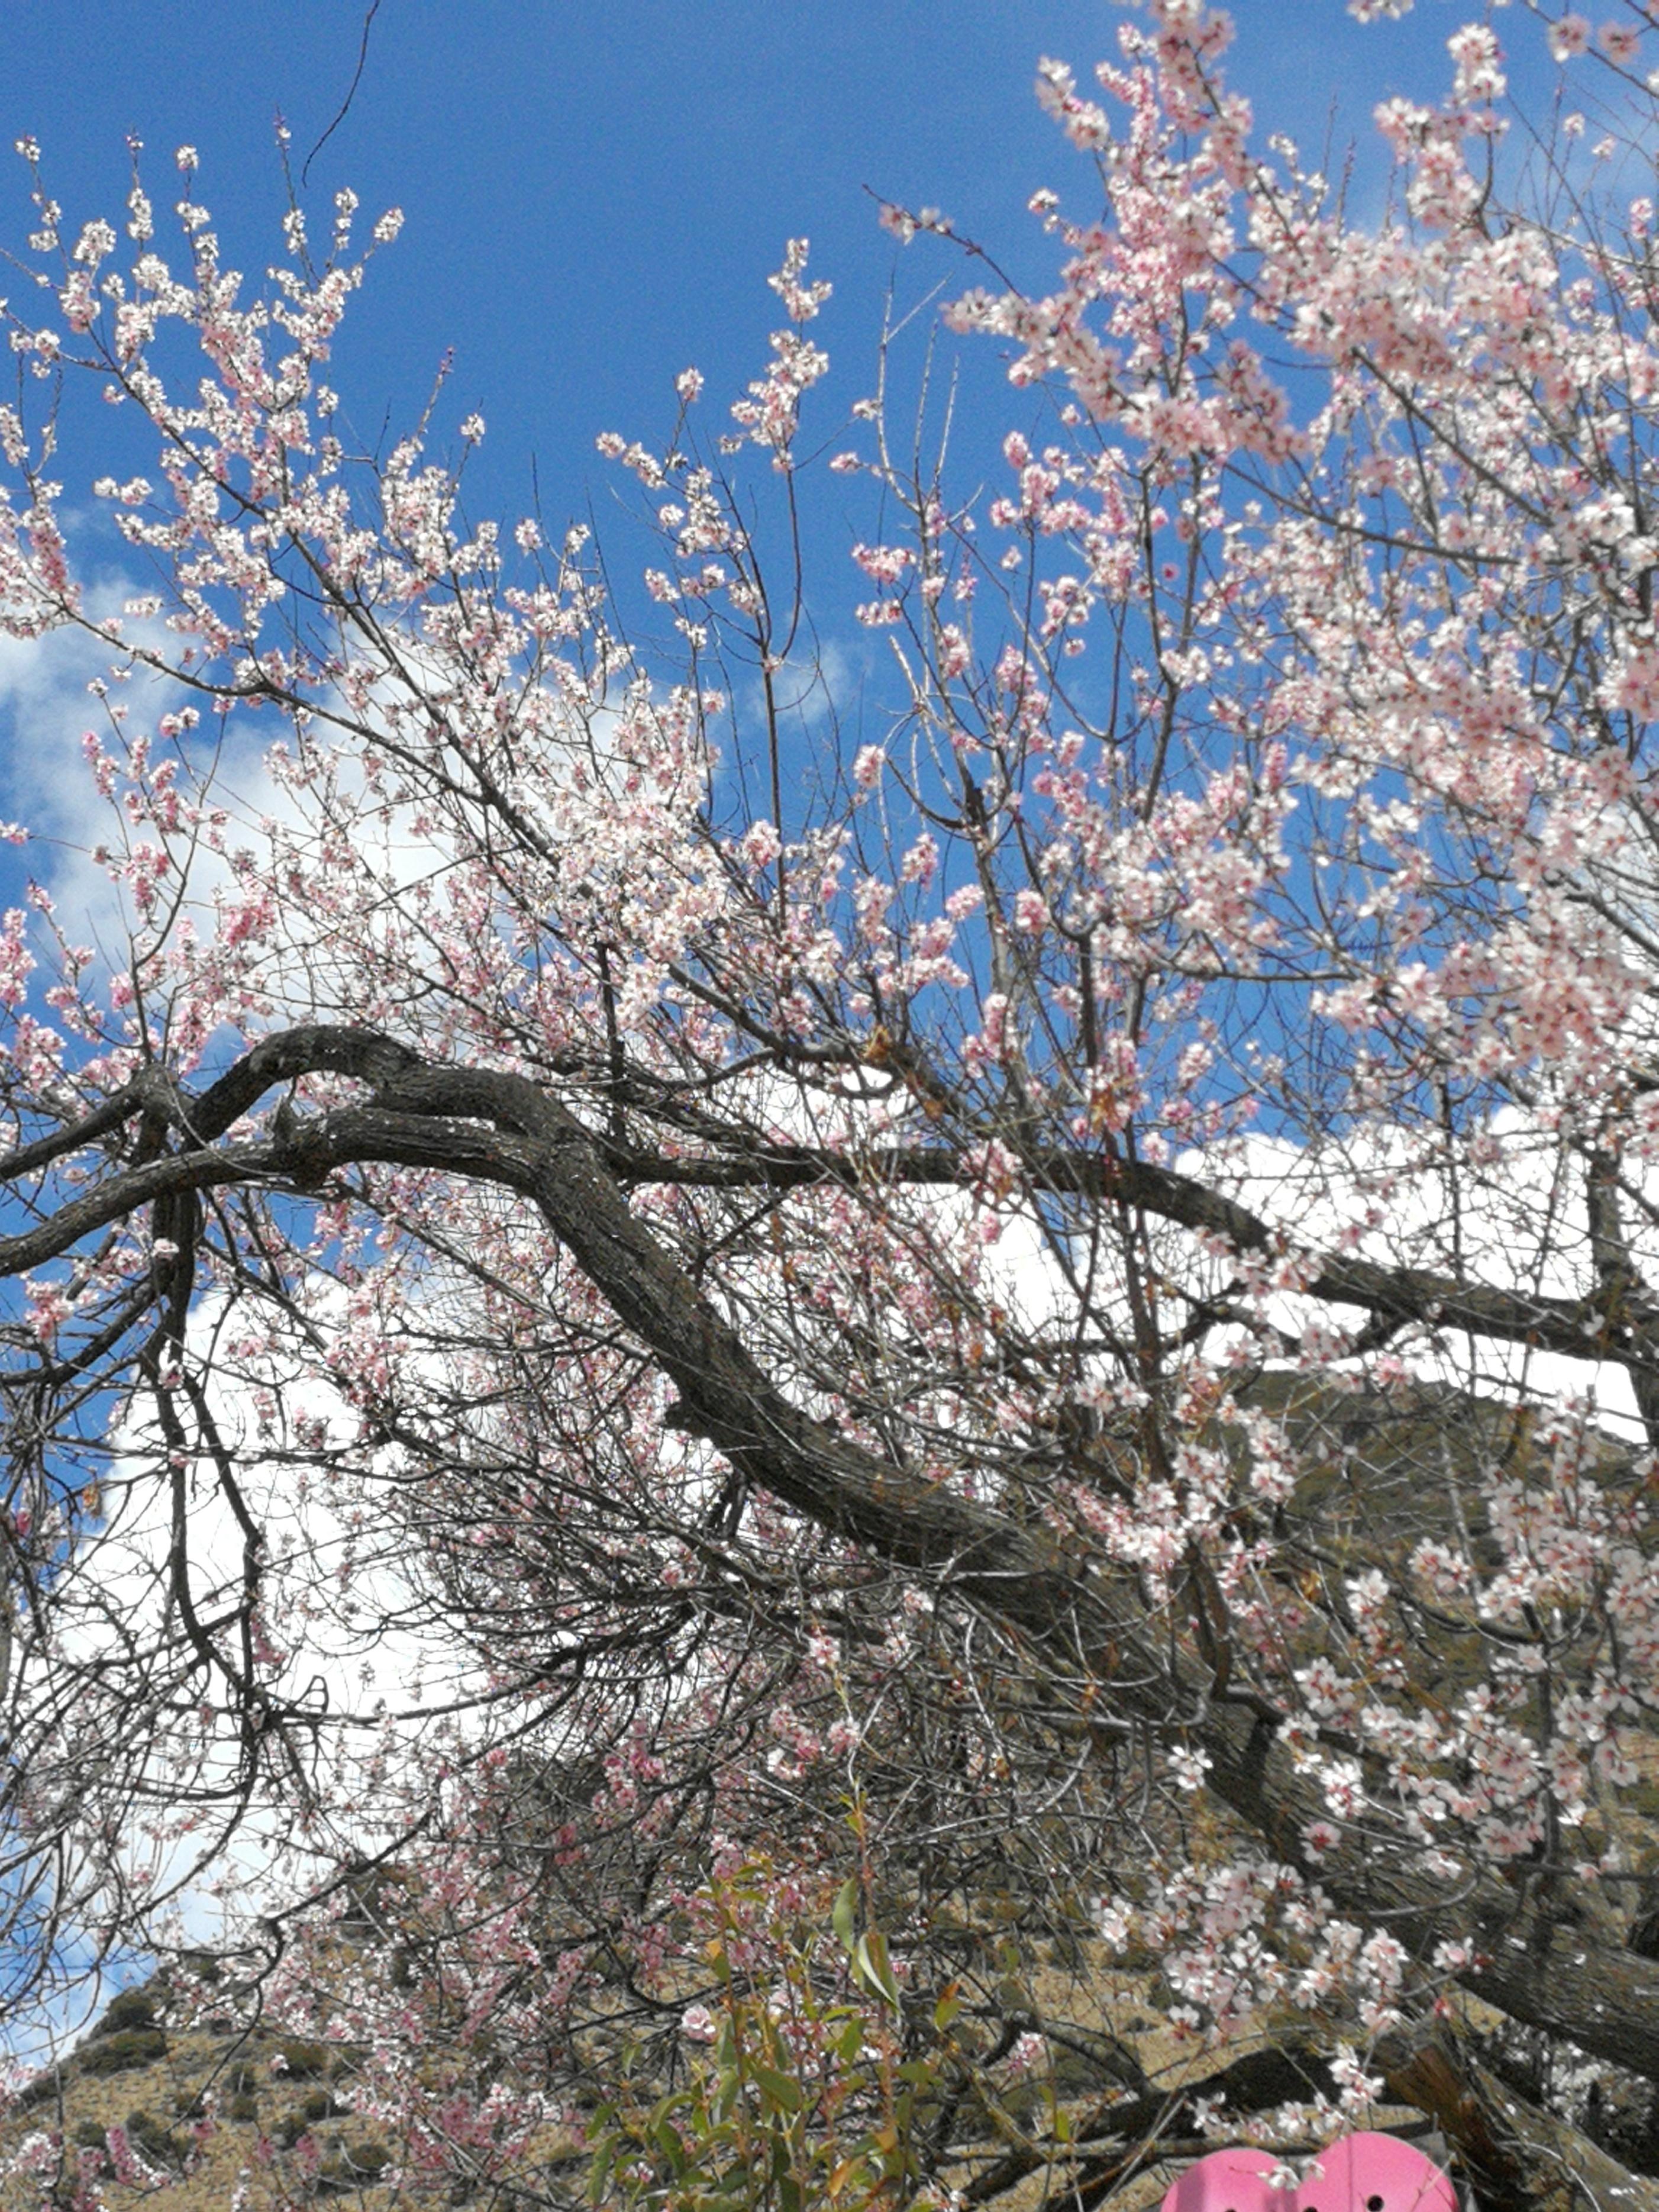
[826,2153,869,2197]
[751,2063,805,2114]
[853,1929,900,2008]
[585,2140,614,2205]
[831,1876,859,1955]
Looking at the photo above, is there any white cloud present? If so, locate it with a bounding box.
[1181,1111,1648,1435]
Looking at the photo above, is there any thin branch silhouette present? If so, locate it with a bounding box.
[301,0,383,190]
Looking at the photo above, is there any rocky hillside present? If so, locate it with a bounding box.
[2,1981,413,2212]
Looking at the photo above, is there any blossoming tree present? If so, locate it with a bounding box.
[1,4,1659,2206]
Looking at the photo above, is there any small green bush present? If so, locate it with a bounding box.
[76,2027,167,2075]
[276,2036,331,2079]
[123,2108,189,2169]
[91,1989,157,2038]
[314,2140,392,2194]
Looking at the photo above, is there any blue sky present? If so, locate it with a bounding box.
[0,2,1570,541]
[0,1,1584,1102]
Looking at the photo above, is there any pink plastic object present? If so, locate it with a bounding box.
[1161,2147,1283,2212]
[1298,2134,1459,2211]
[1160,2132,1458,2212]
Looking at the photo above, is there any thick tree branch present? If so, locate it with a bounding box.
[1379,2031,1659,2212]
[601,1135,1659,1379]
[13,1029,1646,1381]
